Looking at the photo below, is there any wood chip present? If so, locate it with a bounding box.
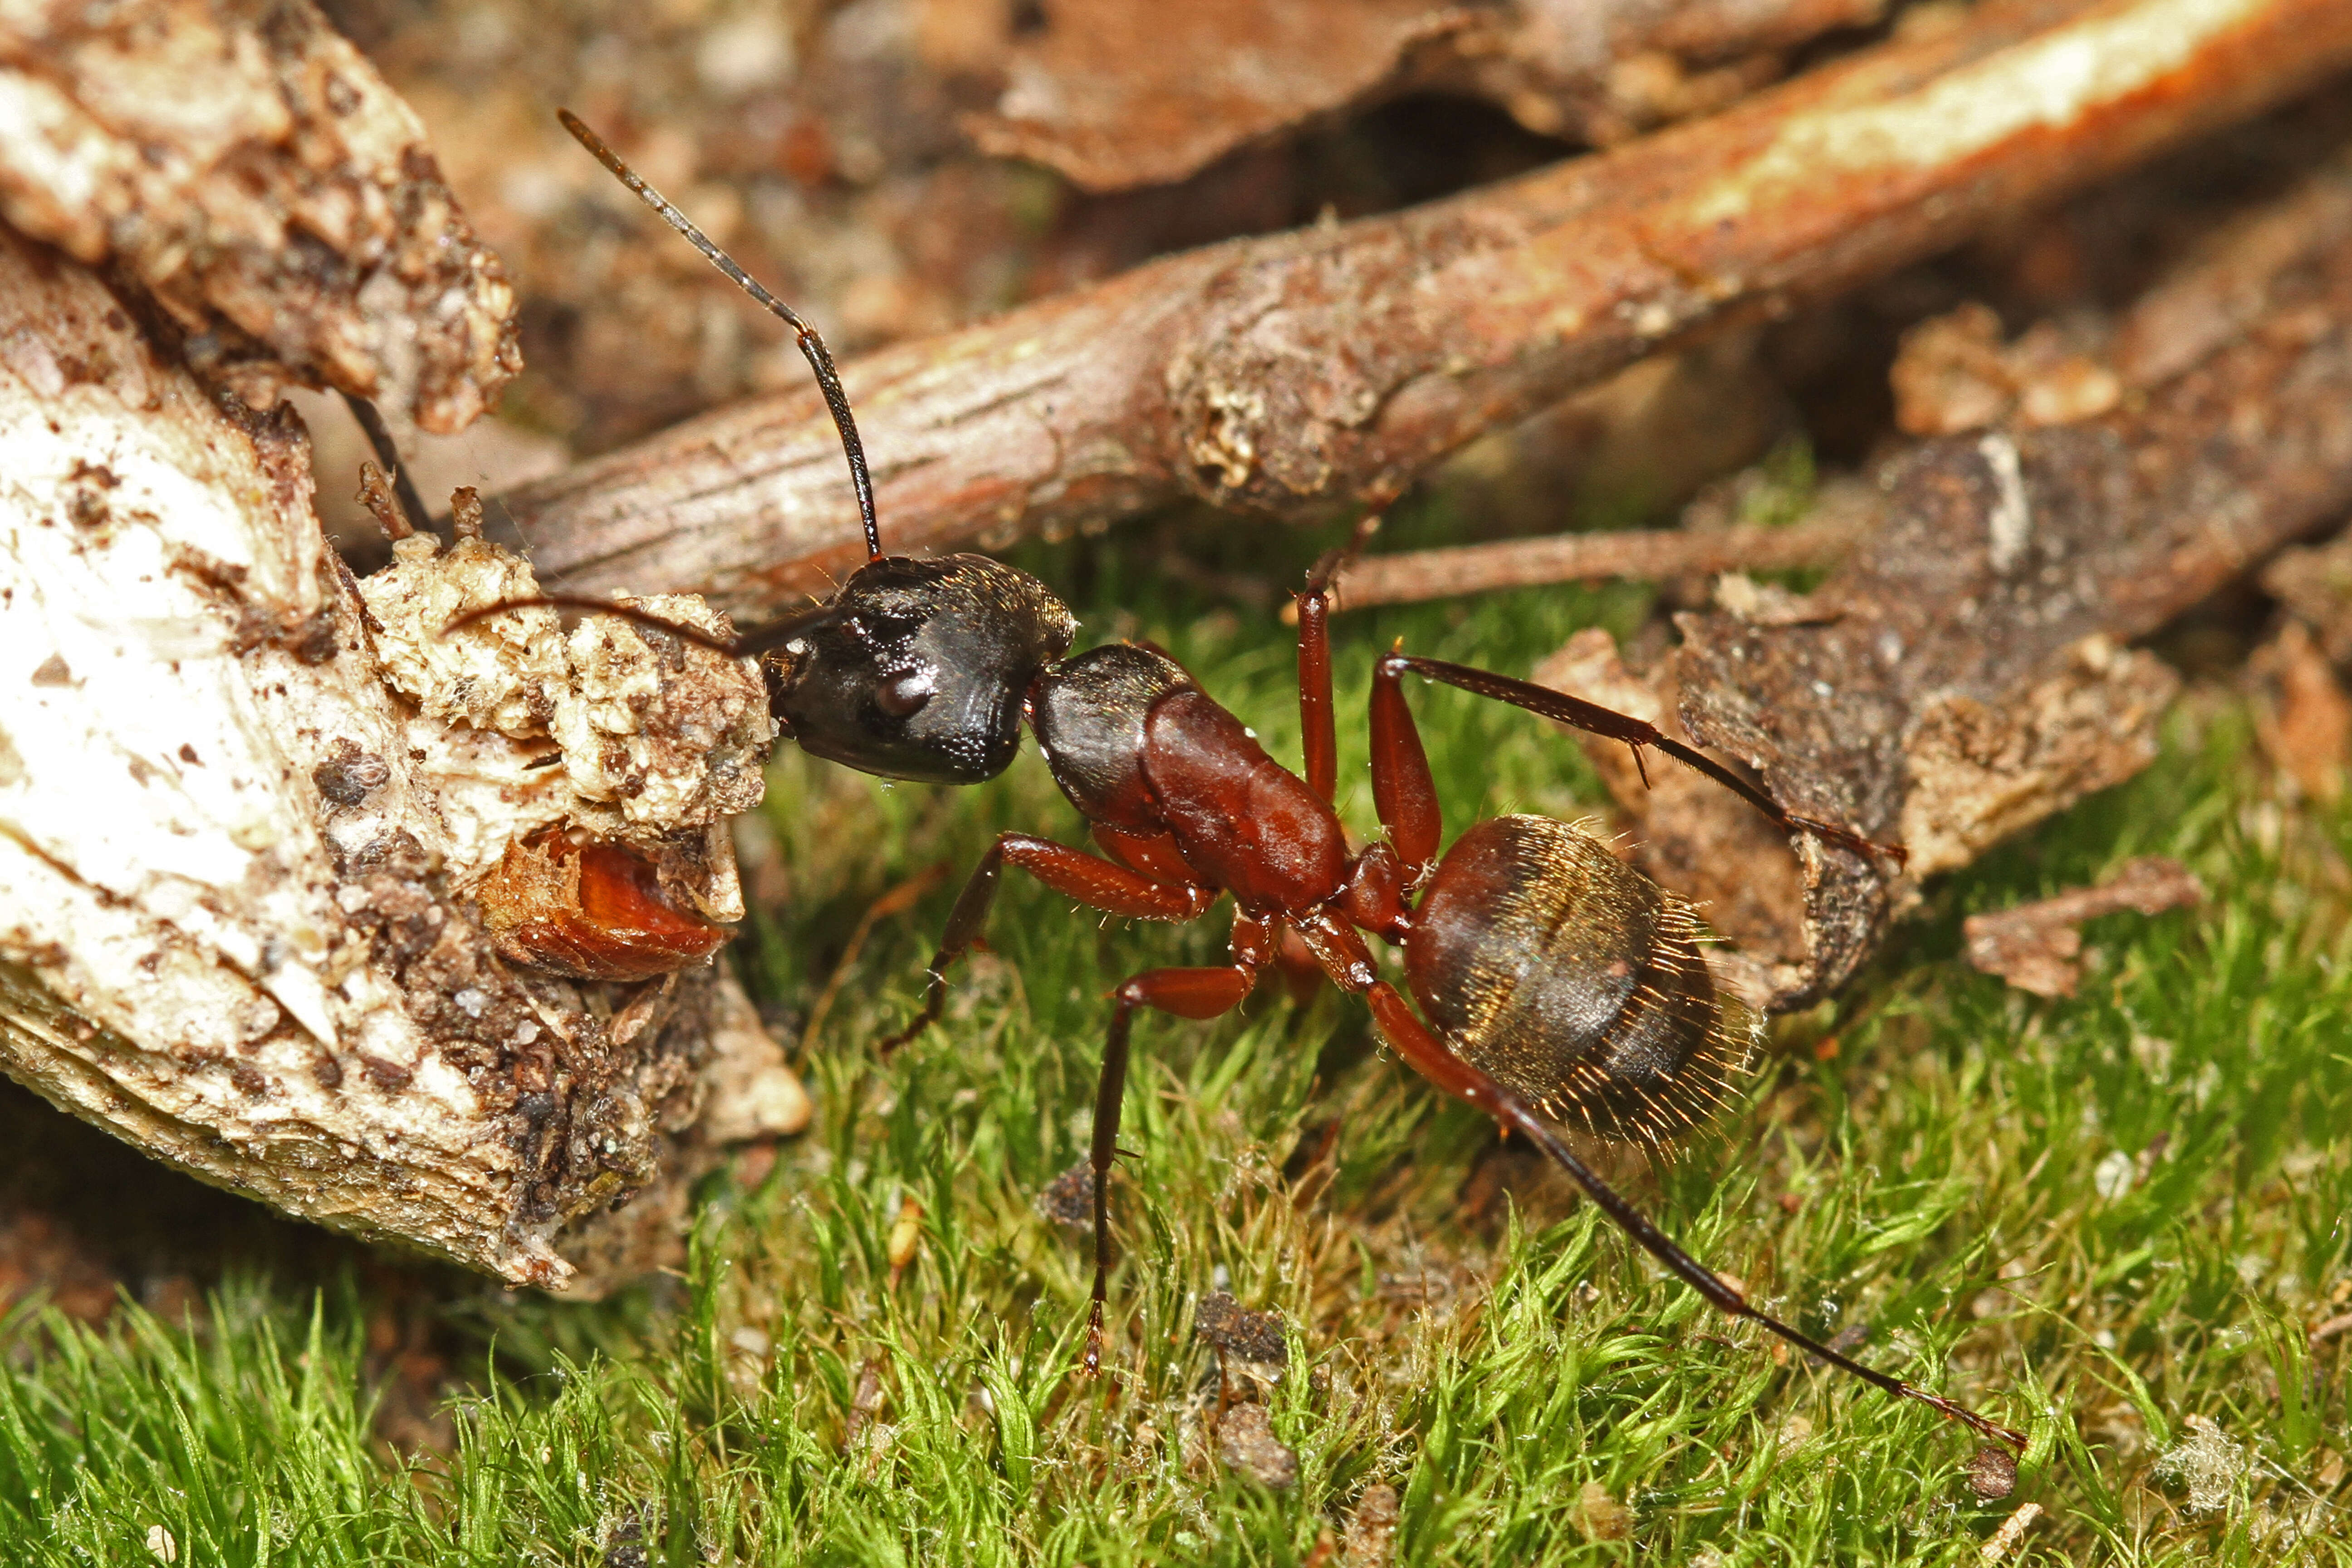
[1965,858,2206,999]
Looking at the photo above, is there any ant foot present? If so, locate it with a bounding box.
[1081,1305,1106,1378]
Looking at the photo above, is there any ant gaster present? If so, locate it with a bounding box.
[460,110,2023,1452]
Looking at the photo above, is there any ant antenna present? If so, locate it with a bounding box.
[444,592,839,661]
[558,108,883,562]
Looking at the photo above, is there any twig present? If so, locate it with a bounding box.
[499,0,2352,619]
[1307,515,1861,615]
[1978,1502,2044,1564]
[343,395,436,541]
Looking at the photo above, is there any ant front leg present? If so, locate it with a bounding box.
[1082,931,1265,1376]
[1294,511,1390,805]
[1373,654,1906,868]
[1295,558,1342,804]
[882,835,1216,1051]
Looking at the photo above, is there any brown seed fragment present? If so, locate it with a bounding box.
[1216,1401,1298,1490]
[1967,1444,2019,1501]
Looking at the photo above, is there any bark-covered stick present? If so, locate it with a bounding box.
[502,0,2352,619]
[1313,506,1867,613]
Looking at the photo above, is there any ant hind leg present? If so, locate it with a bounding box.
[1372,652,1906,867]
[1351,977,2020,1448]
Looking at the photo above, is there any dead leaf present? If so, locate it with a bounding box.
[2252,619,2352,801]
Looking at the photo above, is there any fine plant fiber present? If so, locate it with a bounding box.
[0,494,2346,1564]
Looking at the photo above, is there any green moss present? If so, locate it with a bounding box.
[2,513,2345,1564]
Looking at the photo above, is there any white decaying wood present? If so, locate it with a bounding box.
[0,226,803,1292]
[0,0,520,430]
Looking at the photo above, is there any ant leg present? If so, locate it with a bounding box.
[1295,568,1340,804]
[1366,649,1443,879]
[1339,966,2019,1447]
[881,834,1216,1052]
[1373,653,1906,867]
[1084,958,1259,1375]
[1294,510,1389,804]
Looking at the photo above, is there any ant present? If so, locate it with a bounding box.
[458,110,2024,1453]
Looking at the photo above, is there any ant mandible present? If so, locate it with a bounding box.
[461,110,2023,1453]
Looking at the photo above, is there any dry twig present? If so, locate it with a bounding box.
[501,0,2352,619]
[1964,858,2206,998]
[1313,497,1865,612]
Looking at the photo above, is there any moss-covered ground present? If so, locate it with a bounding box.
[1,501,2345,1564]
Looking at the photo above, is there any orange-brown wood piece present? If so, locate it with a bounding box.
[474,830,729,981]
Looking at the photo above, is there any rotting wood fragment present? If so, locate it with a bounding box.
[0,228,796,1294]
[499,0,2352,621]
[0,0,520,432]
[1537,140,2352,1012]
[1964,858,2205,998]
[964,0,1885,194]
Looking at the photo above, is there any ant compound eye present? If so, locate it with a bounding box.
[875,667,935,718]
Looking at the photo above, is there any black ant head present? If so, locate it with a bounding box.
[764,554,1074,785]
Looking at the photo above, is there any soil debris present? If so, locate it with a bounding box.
[1342,1483,1401,1568]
